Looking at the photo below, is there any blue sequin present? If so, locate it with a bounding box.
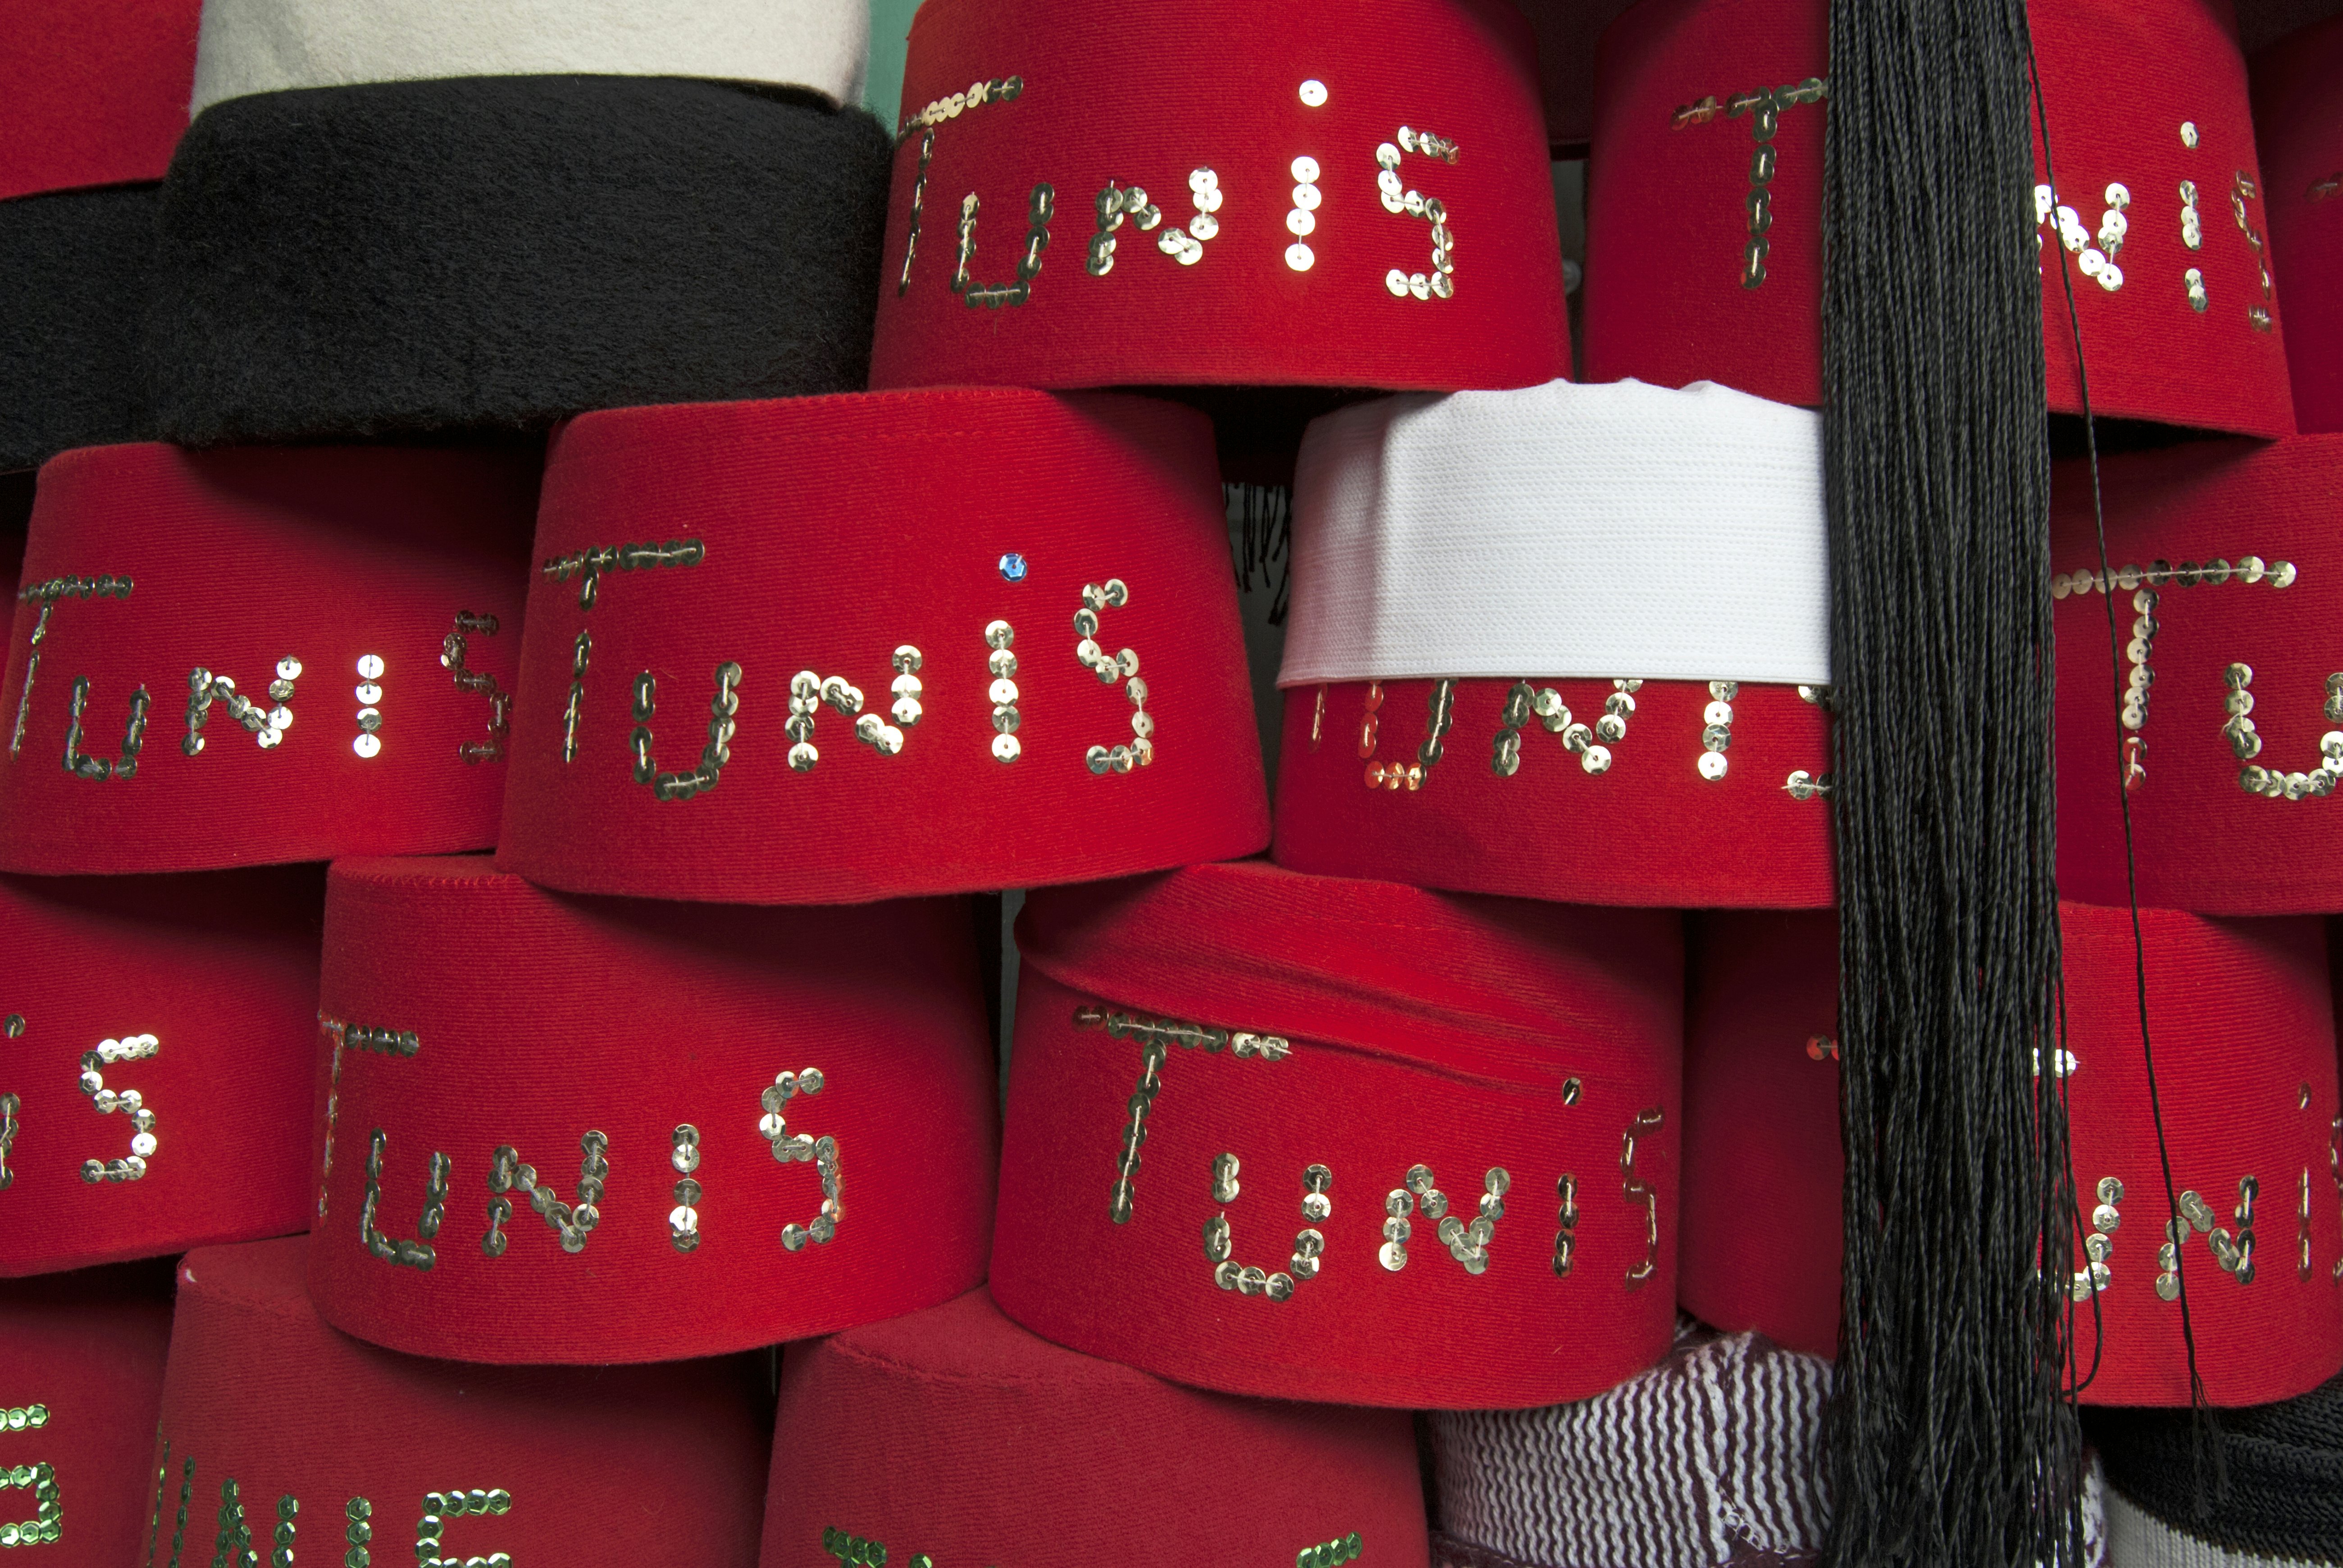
[998,552,1030,583]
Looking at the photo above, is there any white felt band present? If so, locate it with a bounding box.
[1277,379,1832,689]
[190,0,868,115]
[2103,1487,2323,1568]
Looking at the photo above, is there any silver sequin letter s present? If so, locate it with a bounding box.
[1074,581,1152,776]
[760,1068,841,1252]
[77,1033,160,1185]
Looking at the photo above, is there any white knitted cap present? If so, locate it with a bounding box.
[189,0,869,115]
[1278,378,1832,689]
[2102,1487,2322,1568]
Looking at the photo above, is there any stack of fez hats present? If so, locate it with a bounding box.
[3,0,2341,1563]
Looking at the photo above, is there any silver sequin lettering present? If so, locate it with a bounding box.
[77,1033,159,1185]
[635,661,743,800]
[440,614,509,764]
[483,1133,607,1258]
[1489,679,1635,781]
[0,1402,58,1549]
[896,77,1026,295]
[1621,1107,1665,1288]
[362,1130,448,1273]
[786,649,920,774]
[415,1488,511,1568]
[1376,1163,1507,1276]
[182,658,297,758]
[1075,581,1151,775]
[760,1069,840,1252]
[1376,126,1460,301]
[1201,1156,1328,1303]
[9,574,133,763]
[1671,79,1828,289]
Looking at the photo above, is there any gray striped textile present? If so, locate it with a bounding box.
[1431,1319,2112,1568]
[1430,1322,1833,1568]
[2105,1489,2337,1568]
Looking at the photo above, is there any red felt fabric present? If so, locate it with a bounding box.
[992,861,1685,1409]
[1681,904,2343,1407]
[1585,0,2297,438]
[759,1287,1431,1568]
[0,865,323,1277]
[1678,910,1844,1361]
[2051,436,2343,913]
[0,442,537,874]
[866,0,1567,393]
[0,0,201,202]
[1273,678,1836,908]
[157,1236,769,1568]
[497,389,1268,904]
[0,1262,176,1561]
[308,857,998,1364]
[2253,15,2343,432]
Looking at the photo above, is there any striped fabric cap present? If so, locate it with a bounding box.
[1433,1333,2112,1568]
[1429,1321,1832,1568]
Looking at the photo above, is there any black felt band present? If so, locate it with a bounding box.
[147,75,892,444]
[2088,1379,2343,1561]
[0,184,160,473]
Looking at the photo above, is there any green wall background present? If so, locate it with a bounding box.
[865,0,921,130]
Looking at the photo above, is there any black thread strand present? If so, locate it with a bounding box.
[2024,31,2223,1514]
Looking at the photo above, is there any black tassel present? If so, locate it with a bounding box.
[1223,480,1292,627]
[1819,0,2083,1562]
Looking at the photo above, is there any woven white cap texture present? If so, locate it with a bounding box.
[1278,378,1831,689]
[190,0,869,115]
[2104,1488,2330,1568]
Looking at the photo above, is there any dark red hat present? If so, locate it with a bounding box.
[991,859,1684,1410]
[2051,436,2343,914]
[0,0,201,202]
[0,1262,175,1559]
[1509,0,1642,155]
[0,442,535,874]
[866,0,1568,394]
[759,1287,1431,1568]
[495,389,1267,904]
[1585,0,2297,437]
[155,1236,769,1568]
[2252,14,2343,434]
[0,865,321,1277]
[1271,378,1836,909]
[1682,904,2343,1406]
[307,857,997,1364]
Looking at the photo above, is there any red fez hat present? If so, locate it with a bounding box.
[759,1288,1431,1568]
[2252,14,2343,434]
[156,1236,769,1568]
[866,0,1568,394]
[991,860,1683,1410]
[2051,436,2343,914]
[0,865,321,1276]
[0,1263,175,1558]
[1585,0,2297,437]
[496,389,1267,905]
[1271,379,1836,909]
[0,443,535,874]
[0,0,201,202]
[1682,905,2343,1406]
[307,857,996,1364]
